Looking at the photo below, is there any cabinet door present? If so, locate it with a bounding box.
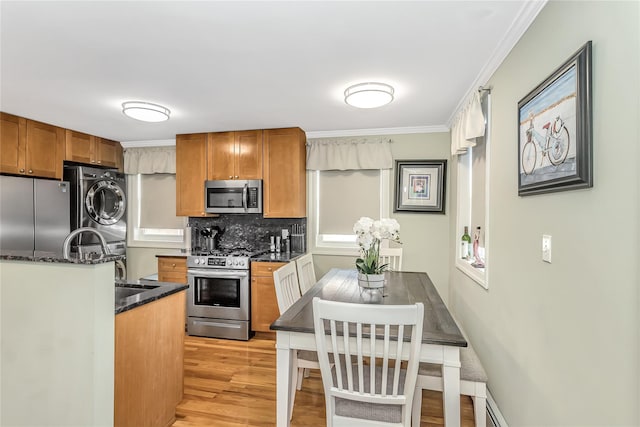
[95,138,121,168]
[263,128,306,218]
[65,130,95,164]
[208,132,235,180]
[25,120,64,179]
[251,276,281,333]
[235,130,263,179]
[0,113,26,175]
[176,133,208,216]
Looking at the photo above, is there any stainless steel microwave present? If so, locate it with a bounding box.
[204,179,262,214]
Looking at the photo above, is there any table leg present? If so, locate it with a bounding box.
[442,346,461,427]
[276,332,293,427]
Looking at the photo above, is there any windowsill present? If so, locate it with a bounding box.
[455,258,488,289]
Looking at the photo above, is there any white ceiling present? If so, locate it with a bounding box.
[0,1,544,142]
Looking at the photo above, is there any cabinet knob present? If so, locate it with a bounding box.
[28,170,33,174]
[235,175,239,179]
[229,176,233,179]
[91,160,96,163]
[19,168,25,173]
[97,160,102,164]
[172,263,176,267]
[267,267,272,271]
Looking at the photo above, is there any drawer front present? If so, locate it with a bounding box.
[158,271,187,284]
[251,262,287,277]
[158,257,187,273]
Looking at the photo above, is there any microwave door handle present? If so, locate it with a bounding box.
[242,183,248,211]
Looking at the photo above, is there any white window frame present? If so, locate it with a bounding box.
[308,169,390,256]
[455,95,490,289]
[127,174,187,249]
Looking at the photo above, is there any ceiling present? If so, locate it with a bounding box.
[0,1,543,143]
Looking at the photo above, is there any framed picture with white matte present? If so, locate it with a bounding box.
[394,160,446,213]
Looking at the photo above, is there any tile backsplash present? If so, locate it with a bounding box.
[189,215,306,253]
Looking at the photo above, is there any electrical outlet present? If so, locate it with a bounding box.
[542,235,552,263]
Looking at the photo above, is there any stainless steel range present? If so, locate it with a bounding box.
[186,249,259,340]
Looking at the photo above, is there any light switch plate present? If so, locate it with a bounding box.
[542,235,552,263]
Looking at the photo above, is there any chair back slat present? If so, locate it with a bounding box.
[273,263,301,314]
[295,253,316,294]
[379,247,403,271]
[312,297,424,426]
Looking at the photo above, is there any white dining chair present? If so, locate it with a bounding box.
[411,344,488,427]
[312,297,424,427]
[272,263,322,420]
[295,253,316,294]
[379,247,403,271]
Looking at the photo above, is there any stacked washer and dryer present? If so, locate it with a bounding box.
[63,165,127,280]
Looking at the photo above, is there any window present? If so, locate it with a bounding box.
[456,93,490,288]
[127,173,186,248]
[308,169,390,254]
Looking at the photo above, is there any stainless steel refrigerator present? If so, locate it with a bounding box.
[0,175,70,256]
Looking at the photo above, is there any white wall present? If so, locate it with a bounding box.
[0,261,114,426]
[314,132,452,300]
[126,246,172,281]
[449,1,640,425]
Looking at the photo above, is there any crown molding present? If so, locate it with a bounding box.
[120,139,176,148]
[306,125,449,139]
[446,0,548,126]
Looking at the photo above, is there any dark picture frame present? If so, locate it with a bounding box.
[394,160,446,213]
[517,41,592,196]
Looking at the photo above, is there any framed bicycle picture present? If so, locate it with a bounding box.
[517,40,593,196]
[394,160,446,213]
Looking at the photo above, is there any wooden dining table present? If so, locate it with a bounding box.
[270,268,467,427]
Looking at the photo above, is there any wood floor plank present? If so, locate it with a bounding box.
[173,335,476,427]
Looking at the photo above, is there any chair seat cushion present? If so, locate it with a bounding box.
[333,364,406,424]
[418,345,487,383]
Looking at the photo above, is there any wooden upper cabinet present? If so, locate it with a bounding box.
[263,127,306,218]
[65,130,122,169]
[0,113,26,175]
[208,130,262,180]
[0,113,64,179]
[176,133,209,216]
[95,138,121,169]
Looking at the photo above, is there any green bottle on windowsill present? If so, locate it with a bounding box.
[460,226,471,260]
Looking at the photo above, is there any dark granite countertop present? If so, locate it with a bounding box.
[0,251,126,265]
[115,279,188,314]
[250,251,305,263]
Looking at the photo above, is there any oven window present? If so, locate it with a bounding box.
[194,276,241,308]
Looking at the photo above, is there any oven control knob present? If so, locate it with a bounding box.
[238,260,245,267]
[200,258,206,265]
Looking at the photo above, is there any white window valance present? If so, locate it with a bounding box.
[307,137,393,171]
[451,91,486,156]
[124,146,176,174]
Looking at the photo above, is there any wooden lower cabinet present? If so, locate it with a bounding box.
[157,256,187,284]
[251,261,286,333]
[114,291,186,427]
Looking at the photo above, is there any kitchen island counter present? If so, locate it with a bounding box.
[0,251,125,264]
[115,280,188,314]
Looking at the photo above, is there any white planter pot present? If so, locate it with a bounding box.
[357,273,385,289]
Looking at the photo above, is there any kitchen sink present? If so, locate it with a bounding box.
[115,284,160,301]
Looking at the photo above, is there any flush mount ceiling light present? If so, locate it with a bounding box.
[344,82,394,109]
[122,101,170,122]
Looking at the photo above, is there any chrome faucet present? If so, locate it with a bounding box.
[63,227,111,260]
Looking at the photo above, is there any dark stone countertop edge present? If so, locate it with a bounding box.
[250,251,306,263]
[115,279,188,315]
[0,253,126,265]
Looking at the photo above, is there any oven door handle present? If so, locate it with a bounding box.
[187,269,248,279]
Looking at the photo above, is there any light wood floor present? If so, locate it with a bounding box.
[172,334,477,427]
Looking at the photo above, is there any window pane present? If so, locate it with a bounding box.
[139,174,183,229]
[319,170,380,235]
